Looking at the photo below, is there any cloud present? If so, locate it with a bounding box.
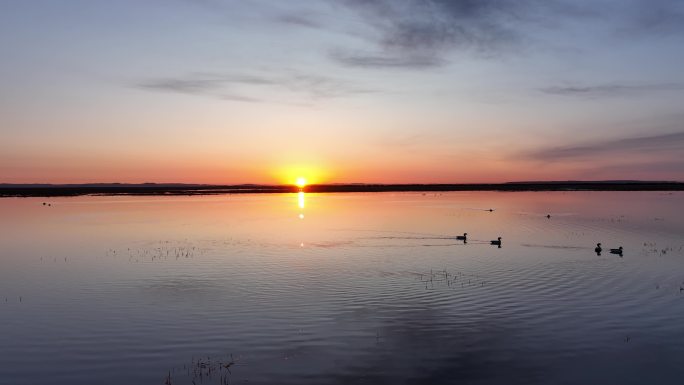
[527,131,684,161]
[137,74,273,102]
[183,0,684,73]
[276,13,322,29]
[285,73,379,98]
[139,78,226,94]
[591,159,684,176]
[540,83,684,98]
[330,0,528,68]
[137,72,378,102]
[329,50,445,69]
[326,0,684,69]
[624,0,684,35]
[219,94,263,103]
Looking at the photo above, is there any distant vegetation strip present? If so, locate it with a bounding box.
[0,181,682,197]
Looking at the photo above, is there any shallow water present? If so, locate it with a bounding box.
[1,192,684,384]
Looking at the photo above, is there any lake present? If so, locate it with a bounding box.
[1,191,683,384]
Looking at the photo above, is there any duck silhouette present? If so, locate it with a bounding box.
[610,246,623,256]
[490,237,502,247]
[456,233,467,241]
[594,243,602,255]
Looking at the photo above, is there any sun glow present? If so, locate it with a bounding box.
[273,164,329,186]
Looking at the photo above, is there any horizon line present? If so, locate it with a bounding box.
[1,179,683,187]
[2,180,683,198]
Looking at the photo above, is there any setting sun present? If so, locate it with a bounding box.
[272,164,329,186]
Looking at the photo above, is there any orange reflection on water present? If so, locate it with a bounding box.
[298,192,305,209]
[1,191,683,265]
[297,191,306,224]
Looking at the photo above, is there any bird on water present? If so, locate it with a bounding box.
[491,237,502,246]
[610,246,623,255]
[456,233,467,241]
[595,243,602,253]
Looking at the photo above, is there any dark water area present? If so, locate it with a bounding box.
[1,192,683,384]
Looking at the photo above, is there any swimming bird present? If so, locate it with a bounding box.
[610,246,623,255]
[456,233,467,241]
[594,243,602,253]
[490,237,502,246]
[546,214,551,219]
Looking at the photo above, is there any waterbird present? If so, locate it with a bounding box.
[610,246,623,255]
[455,233,467,241]
[490,237,502,246]
[595,243,602,253]
[546,214,551,218]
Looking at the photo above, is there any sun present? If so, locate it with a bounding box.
[272,164,328,186]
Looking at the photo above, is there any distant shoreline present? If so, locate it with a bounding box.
[1,181,683,197]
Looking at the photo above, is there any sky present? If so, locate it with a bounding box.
[1,0,684,184]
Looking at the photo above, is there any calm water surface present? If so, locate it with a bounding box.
[1,192,683,384]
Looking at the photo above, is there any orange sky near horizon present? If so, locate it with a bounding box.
[1,122,534,184]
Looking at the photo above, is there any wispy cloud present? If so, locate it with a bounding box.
[219,94,264,103]
[540,83,684,98]
[138,74,272,103]
[591,159,684,176]
[329,0,527,68]
[324,0,684,69]
[139,78,225,94]
[527,131,684,161]
[286,74,379,98]
[329,50,445,69]
[184,0,684,72]
[276,13,322,29]
[137,72,378,102]
[623,0,684,35]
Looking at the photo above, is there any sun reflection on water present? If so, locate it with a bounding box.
[298,192,305,209]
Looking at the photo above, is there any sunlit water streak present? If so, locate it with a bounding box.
[1,192,683,384]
